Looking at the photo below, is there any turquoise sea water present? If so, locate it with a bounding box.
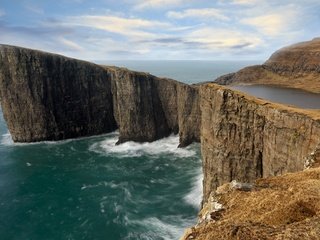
[0,60,258,240]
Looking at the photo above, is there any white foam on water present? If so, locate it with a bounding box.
[0,131,119,147]
[90,134,196,158]
[183,169,203,209]
[126,216,196,240]
[0,132,13,146]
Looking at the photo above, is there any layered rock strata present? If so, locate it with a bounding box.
[216,38,320,93]
[0,45,117,142]
[200,83,320,201]
[0,45,200,145]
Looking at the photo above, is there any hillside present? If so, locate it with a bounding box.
[215,38,320,93]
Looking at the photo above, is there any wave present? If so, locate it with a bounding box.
[0,131,119,147]
[0,132,13,146]
[90,134,196,158]
[125,216,196,240]
[183,169,203,209]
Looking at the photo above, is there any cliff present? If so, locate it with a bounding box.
[0,45,117,142]
[0,45,200,145]
[200,83,320,201]
[215,38,320,93]
[181,166,320,240]
[109,67,200,146]
[1,43,320,239]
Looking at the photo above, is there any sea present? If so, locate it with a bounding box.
[1,60,319,240]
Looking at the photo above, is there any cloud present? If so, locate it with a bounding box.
[58,37,84,51]
[25,5,44,14]
[133,0,185,10]
[240,10,299,36]
[65,15,170,39]
[167,8,229,21]
[185,27,263,50]
[230,0,258,5]
[0,9,5,17]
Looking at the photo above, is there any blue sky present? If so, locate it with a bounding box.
[1,0,320,60]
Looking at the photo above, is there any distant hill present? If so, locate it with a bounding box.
[215,38,320,93]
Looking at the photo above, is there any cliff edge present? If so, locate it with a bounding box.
[215,38,320,93]
[0,45,200,145]
[200,83,320,201]
[181,164,320,240]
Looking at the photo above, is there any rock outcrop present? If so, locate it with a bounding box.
[0,45,200,145]
[200,83,320,201]
[215,38,320,93]
[181,166,320,240]
[0,45,117,142]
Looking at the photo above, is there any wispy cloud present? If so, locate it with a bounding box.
[1,0,319,60]
[65,15,170,39]
[240,9,299,36]
[25,5,44,15]
[185,27,263,50]
[0,9,5,17]
[167,8,229,21]
[133,0,186,10]
[229,0,258,5]
[58,37,84,51]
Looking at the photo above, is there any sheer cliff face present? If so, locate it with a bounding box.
[200,84,320,201]
[110,67,200,145]
[110,69,173,144]
[0,45,200,145]
[0,45,117,142]
[215,38,320,93]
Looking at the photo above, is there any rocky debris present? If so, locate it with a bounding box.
[200,83,320,202]
[304,145,320,169]
[197,180,253,227]
[181,167,320,240]
[215,38,320,93]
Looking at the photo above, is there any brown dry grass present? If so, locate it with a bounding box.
[230,67,320,94]
[182,168,320,240]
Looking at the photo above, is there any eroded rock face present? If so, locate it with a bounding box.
[0,45,200,145]
[177,84,201,147]
[0,45,117,142]
[215,38,320,93]
[110,69,172,144]
[200,84,320,201]
[110,67,200,145]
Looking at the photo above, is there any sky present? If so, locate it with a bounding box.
[0,0,320,61]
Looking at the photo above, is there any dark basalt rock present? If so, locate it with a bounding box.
[0,45,201,146]
[0,45,117,142]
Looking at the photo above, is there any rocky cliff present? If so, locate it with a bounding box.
[0,45,117,142]
[109,66,200,145]
[215,38,320,93]
[181,166,320,240]
[0,45,200,145]
[200,83,320,201]
[1,43,320,239]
